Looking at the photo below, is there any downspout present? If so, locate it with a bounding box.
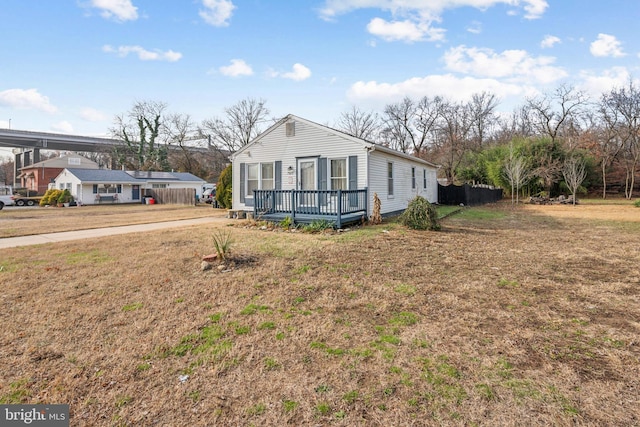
[365,145,375,217]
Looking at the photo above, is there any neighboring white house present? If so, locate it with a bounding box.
[230,114,439,219]
[53,169,205,205]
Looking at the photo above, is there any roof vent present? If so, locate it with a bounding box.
[286,121,295,137]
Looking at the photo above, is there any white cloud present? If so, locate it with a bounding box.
[80,107,107,122]
[0,88,57,113]
[347,74,535,109]
[200,0,235,27]
[103,45,182,62]
[281,63,312,81]
[590,33,625,58]
[521,0,548,19]
[540,35,560,48]
[219,59,253,77]
[319,0,548,42]
[52,121,74,133]
[366,17,444,43]
[88,0,138,22]
[467,21,482,34]
[443,45,567,84]
[578,67,637,97]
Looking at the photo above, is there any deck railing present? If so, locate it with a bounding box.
[253,188,368,227]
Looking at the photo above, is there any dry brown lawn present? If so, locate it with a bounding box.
[0,204,220,238]
[0,201,638,426]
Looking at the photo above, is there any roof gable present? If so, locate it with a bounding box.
[21,155,99,170]
[232,114,438,168]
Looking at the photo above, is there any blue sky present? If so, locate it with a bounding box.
[0,0,639,146]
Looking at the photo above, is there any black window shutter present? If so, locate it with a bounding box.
[348,156,357,189]
[318,158,327,190]
[239,163,245,203]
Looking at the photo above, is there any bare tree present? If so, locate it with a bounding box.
[600,80,640,199]
[110,100,169,171]
[0,156,14,186]
[503,144,530,204]
[381,97,415,153]
[163,113,206,176]
[468,92,499,148]
[199,98,270,153]
[435,101,472,183]
[381,95,445,157]
[585,110,622,199]
[527,84,588,145]
[563,156,587,205]
[336,106,380,141]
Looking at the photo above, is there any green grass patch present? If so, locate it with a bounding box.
[389,311,418,326]
[122,302,143,312]
[0,379,30,404]
[64,249,113,265]
[240,304,271,315]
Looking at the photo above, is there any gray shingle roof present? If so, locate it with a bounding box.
[66,169,141,183]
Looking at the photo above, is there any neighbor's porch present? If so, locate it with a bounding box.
[252,188,368,228]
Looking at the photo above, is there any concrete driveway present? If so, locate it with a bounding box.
[0,217,229,249]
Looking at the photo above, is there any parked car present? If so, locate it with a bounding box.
[0,194,15,210]
[201,188,219,207]
[201,188,215,203]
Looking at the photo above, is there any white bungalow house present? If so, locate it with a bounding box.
[230,114,439,227]
[53,169,205,205]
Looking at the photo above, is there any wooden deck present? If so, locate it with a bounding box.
[252,188,368,228]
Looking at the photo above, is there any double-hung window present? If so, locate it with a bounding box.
[246,162,274,197]
[330,159,347,190]
[411,167,416,189]
[387,162,394,196]
[423,169,427,189]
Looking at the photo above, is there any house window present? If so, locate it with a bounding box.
[246,164,259,197]
[261,163,274,190]
[152,183,167,189]
[330,159,347,190]
[98,184,119,194]
[387,162,394,196]
[246,162,274,197]
[423,169,427,189]
[411,167,416,189]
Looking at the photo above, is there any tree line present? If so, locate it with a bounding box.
[5,79,634,201]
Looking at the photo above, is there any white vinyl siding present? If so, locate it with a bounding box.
[231,115,438,213]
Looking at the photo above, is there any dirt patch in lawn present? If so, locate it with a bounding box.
[0,202,638,426]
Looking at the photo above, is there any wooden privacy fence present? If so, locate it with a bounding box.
[144,188,197,205]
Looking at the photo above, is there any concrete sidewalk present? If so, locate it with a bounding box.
[0,217,229,249]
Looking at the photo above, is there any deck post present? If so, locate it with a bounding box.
[336,189,342,229]
[290,190,296,223]
[271,189,276,214]
[364,187,368,220]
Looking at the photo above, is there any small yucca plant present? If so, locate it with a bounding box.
[212,229,233,260]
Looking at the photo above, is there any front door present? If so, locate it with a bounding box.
[132,185,140,201]
[298,158,316,206]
